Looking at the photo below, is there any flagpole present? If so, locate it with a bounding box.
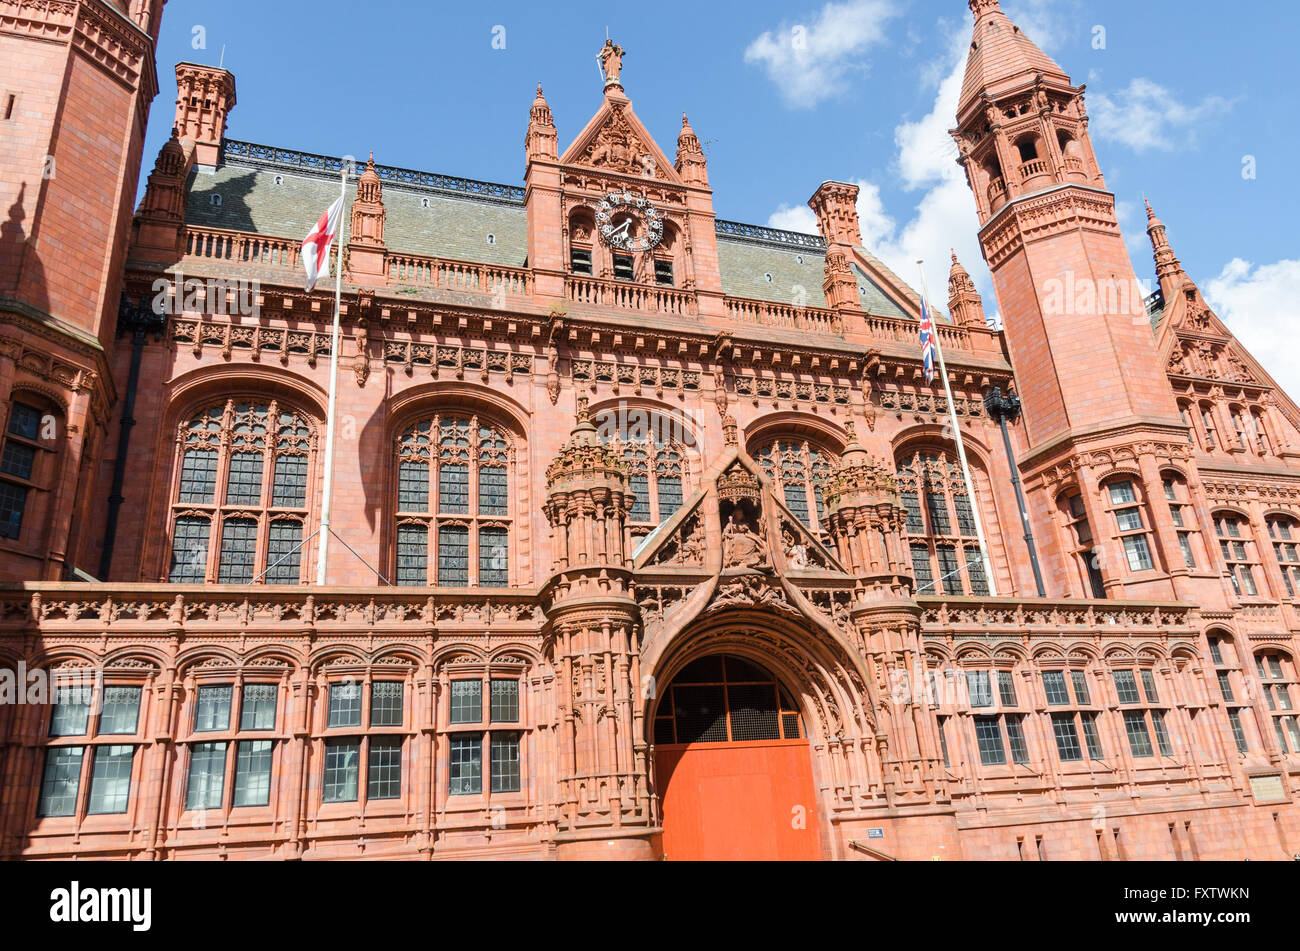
[316,165,348,586]
[917,260,999,598]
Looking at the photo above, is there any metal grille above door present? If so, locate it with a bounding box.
[654,654,802,746]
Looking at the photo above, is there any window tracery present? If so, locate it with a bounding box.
[168,400,315,584]
[394,414,514,587]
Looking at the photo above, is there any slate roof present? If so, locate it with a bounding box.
[184,140,916,316]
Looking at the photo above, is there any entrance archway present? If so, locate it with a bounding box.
[653,653,821,861]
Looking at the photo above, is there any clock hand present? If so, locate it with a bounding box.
[611,219,632,240]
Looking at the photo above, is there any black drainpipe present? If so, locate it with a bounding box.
[99,294,166,580]
[984,387,1046,598]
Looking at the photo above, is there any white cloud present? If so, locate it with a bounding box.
[1089,78,1235,153]
[1204,258,1300,398]
[744,0,900,109]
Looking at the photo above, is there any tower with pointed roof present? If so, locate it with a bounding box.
[952,0,1188,600]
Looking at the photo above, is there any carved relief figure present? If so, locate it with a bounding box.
[723,512,770,572]
[783,530,809,570]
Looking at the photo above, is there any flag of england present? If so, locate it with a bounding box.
[301,196,345,292]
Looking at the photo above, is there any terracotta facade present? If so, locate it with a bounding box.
[1,0,1299,860]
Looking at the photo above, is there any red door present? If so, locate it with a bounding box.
[652,653,822,861]
[656,739,821,861]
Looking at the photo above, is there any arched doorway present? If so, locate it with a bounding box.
[653,653,822,861]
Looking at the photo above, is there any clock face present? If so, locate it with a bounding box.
[595,190,664,252]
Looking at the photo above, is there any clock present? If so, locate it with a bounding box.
[595,190,664,252]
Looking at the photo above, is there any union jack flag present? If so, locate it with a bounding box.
[919,299,936,385]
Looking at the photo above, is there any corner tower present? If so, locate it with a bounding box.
[951,0,1189,601]
[0,0,167,580]
[951,0,1181,446]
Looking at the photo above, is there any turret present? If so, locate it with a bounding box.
[947,251,986,329]
[821,423,909,589]
[173,63,237,168]
[348,154,387,282]
[675,114,708,187]
[131,128,188,262]
[951,0,1101,223]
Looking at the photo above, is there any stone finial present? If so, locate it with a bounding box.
[969,0,1001,17]
[722,414,739,446]
[1145,199,1183,285]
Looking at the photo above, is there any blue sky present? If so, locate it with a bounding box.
[141,0,1300,392]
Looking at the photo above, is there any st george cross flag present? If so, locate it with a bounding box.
[301,196,345,292]
[919,299,937,385]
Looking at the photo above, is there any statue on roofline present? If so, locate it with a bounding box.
[600,39,625,87]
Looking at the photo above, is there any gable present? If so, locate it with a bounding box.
[559,95,682,185]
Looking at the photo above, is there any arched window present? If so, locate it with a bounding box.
[1206,632,1250,754]
[1101,477,1155,573]
[1267,515,1300,599]
[1255,652,1300,755]
[168,400,315,585]
[1161,472,1201,569]
[1198,403,1219,451]
[652,654,802,745]
[1229,406,1249,450]
[1176,401,1196,447]
[394,414,513,587]
[0,396,59,542]
[1249,408,1271,455]
[1058,490,1106,598]
[896,449,990,596]
[601,428,688,540]
[1213,512,1260,597]
[756,439,835,537]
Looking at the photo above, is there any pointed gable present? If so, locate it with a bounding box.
[559,89,682,185]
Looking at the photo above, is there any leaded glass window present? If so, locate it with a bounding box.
[168,400,315,584]
[0,398,56,541]
[370,682,404,727]
[1113,670,1140,705]
[328,681,362,728]
[490,680,519,722]
[194,685,233,732]
[438,524,469,586]
[367,738,402,799]
[603,430,691,538]
[233,740,273,807]
[1124,711,1154,758]
[450,680,482,724]
[49,684,92,737]
[395,415,513,586]
[490,734,521,793]
[1052,714,1083,761]
[86,745,134,814]
[974,716,1006,765]
[323,739,360,802]
[38,746,84,817]
[1043,671,1070,706]
[265,520,303,585]
[756,438,835,536]
[449,734,482,795]
[186,742,227,810]
[239,684,278,731]
[897,449,991,597]
[99,687,141,735]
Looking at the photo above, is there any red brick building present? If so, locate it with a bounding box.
[1,0,1299,860]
